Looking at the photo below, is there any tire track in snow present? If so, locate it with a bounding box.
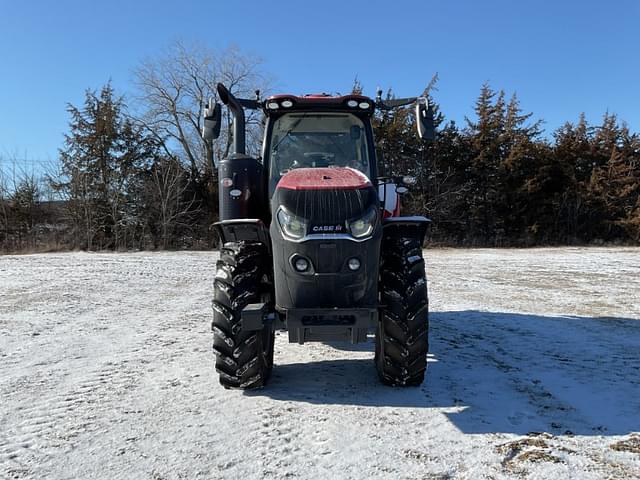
[256,404,301,478]
[0,360,140,470]
[0,252,214,479]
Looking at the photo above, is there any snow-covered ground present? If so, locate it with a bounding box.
[1,247,639,479]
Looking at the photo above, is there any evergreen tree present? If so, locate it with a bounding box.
[498,93,545,242]
[464,83,507,243]
[54,84,159,249]
[588,123,640,241]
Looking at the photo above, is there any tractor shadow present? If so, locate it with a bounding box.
[247,310,640,435]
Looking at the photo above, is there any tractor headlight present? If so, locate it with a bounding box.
[347,207,377,239]
[277,208,307,240]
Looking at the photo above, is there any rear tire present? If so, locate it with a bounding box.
[212,241,275,389]
[375,236,429,386]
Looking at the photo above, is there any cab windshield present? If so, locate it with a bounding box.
[268,112,370,192]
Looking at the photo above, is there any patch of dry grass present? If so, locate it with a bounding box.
[497,434,565,472]
[610,435,640,454]
[516,450,563,463]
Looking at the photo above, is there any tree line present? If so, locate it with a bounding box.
[375,83,639,246]
[0,44,638,253]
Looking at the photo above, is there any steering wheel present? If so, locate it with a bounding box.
[298,152,335,168]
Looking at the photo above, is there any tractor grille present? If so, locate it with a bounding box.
[276,186,378,226]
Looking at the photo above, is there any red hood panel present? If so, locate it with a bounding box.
[277,167,372,191]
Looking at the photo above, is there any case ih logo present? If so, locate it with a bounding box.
[312,225,343,233]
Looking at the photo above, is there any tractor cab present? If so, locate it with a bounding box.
[261,94,377,196]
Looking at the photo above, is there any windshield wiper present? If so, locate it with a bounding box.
[272,112,309,153]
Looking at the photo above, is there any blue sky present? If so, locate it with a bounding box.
[1,0,638,166]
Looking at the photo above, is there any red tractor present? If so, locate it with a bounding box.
[202,83,435,389]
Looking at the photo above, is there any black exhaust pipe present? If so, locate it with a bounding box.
[217,83,246,155]
[216,83,264,222]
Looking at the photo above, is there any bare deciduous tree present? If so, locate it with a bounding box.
[0,156,48,251]
[149,157,197,249]
[133,41,270,178]
[0,162,10,247]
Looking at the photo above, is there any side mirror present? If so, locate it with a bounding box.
[202,98,222,141]
[416,97,435,141]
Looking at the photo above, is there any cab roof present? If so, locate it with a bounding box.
[263,93,375,115]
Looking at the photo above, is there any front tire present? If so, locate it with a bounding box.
[212,241,275,389]
[375,236,429,386]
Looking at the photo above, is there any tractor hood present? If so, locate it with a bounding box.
[276,167,371,191]
[272,167,378,229]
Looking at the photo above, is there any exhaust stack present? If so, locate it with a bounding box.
[216,83,246,155]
